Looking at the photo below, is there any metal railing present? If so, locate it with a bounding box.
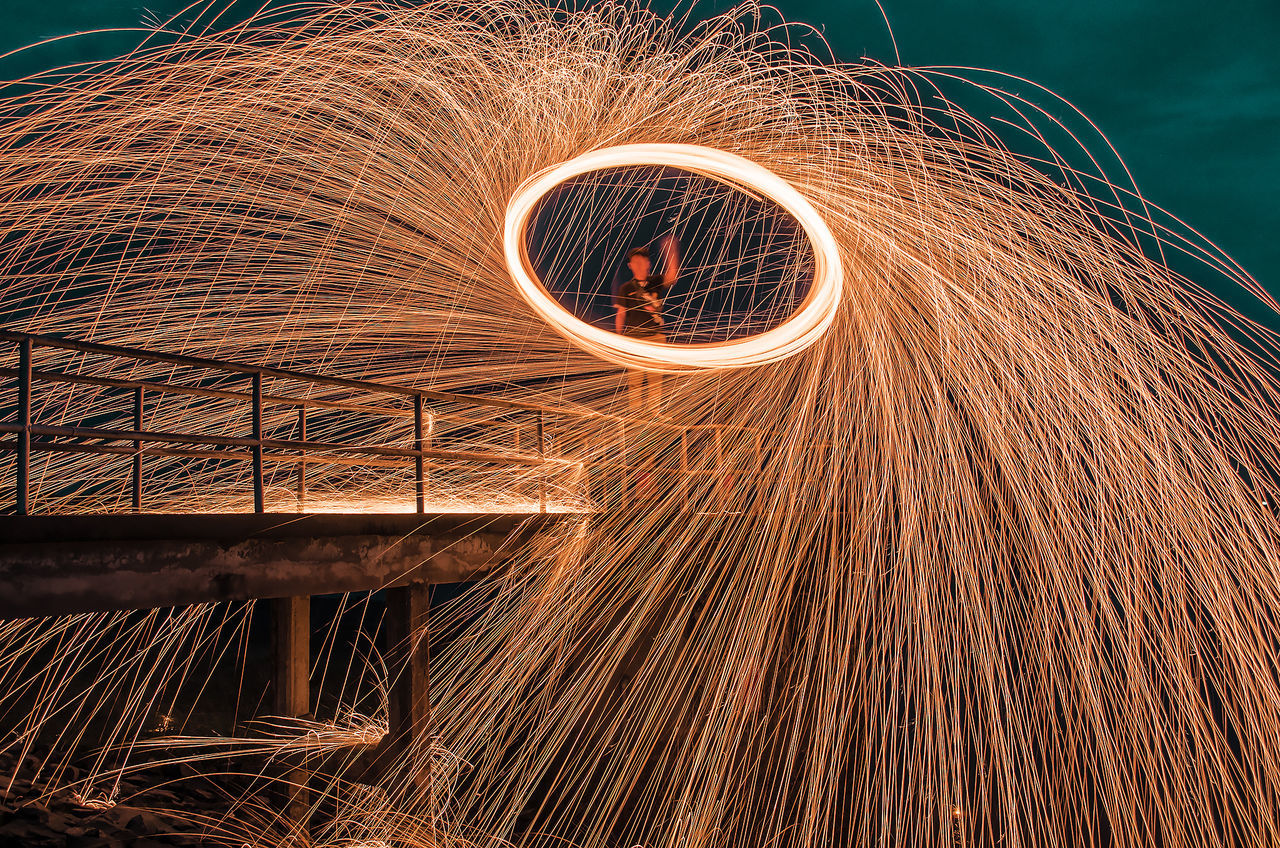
[1,331,785,518]
[0,330,559,516]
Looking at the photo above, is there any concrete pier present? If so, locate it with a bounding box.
[272,595,312,820]
[0,510,564,818]
[0,512,552,618]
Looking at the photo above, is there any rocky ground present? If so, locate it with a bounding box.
[0,747,271,848]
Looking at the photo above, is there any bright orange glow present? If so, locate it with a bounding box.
[503,143,843,372]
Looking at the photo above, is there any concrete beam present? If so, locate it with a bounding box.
[0,513,556,618]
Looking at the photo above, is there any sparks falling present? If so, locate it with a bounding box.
[2,2,1280,847]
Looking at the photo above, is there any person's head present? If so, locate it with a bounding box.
[626,246,651,279]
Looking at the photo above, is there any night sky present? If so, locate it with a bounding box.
[2,0,1276,313]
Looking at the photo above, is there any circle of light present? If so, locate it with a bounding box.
[503,143,843,372]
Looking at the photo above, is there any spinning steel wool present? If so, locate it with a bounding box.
[1,2,1279,847]
[504,142,843,371]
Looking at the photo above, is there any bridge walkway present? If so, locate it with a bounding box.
[0,329,765,802]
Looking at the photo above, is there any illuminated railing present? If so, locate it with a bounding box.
[0,330,559,515]
[0,330,774,517]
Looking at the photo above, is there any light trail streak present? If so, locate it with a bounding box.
[0,2,1277,847]
[504,143,844,372]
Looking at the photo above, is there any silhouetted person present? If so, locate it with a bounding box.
[615,236,678,414]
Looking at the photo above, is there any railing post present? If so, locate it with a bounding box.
[132,386,144,512]
[414,395,426,514]
[252,373,264,513]
[15,338,31,516]
[536,411,547,513]
[296,406,306,514]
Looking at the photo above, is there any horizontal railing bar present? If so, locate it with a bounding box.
[260,437,550,466]
[6,439,253,462]
[0,422,254,449]
[0,437,695,480]
[0,330,552,414]
[261,453,414,470]
[28,440,252,461]
[0,423,554,467]
[2,439,540,470]
[0,430,760,471]
[0,366,414,418]
[0,364,596,431]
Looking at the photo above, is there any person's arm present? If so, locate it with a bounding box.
[659,235,679,288]
[615,304,625,333]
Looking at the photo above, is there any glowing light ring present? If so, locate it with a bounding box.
[504,143,843,372]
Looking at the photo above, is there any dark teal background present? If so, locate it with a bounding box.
[1,0,1276,299]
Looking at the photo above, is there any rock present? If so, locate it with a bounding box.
[102,806,172,836]
[66,833,115,848]
[13,802,48,822]
[0,819,58,846]
[141,789,179,803]
[42,811,75,832]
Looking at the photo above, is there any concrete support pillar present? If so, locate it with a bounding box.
[381,583,432,792]
[271,596,311,826]
[272,596,310,717]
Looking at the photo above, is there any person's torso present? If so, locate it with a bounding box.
[620,276,664,332]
